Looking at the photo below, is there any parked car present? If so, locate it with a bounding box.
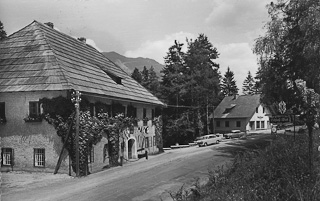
[197,134,223,147]
[224,130,245,139]
[194,136,205,144]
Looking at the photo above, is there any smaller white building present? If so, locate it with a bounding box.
[214,94,270,133]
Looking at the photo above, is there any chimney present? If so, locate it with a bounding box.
[78,37,86,43]
[44,22,54,28]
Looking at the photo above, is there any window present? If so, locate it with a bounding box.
[1,148,13,166]
[256,121,260,129]
[88,147,94,163]
[256,107,259,113]
[261,121,265,129]
[225,121,229,127]
[112,103,125,117]
[152,109,155,120]
[143,108,148,126]
[89,103,95,117]
[34,148,45,167]
[127,105,137,118]
[0,102,6,123]
[263,107,265,113]
[236,121,241,127]
[145,137,149,148]
[143,108,147,119]
[216,121,220,127]
[153,136,156,146]
[29,101,41,117]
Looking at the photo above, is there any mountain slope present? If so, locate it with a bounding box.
[102,51,164,77]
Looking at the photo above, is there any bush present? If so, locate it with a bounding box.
[173,131,320,201]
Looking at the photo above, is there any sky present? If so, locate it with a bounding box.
[0,0,271,93]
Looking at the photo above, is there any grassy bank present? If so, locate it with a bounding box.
[171,131,320,201]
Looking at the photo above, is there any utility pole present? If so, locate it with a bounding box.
[212,105,215,134]
[71,90,81,177]
[206,96,209,134]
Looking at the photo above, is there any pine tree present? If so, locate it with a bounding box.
[131,68,142,83]
[141,66,149,85]
[144,66,161,97]
[161,40,185,105]
[0,21,7,41]
[221,67,238,96]
[242,71,255,95]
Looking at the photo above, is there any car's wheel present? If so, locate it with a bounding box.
[204,142,207,146]
[216,140,219,144]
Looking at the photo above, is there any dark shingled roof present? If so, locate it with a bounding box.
[0,21,164,106]
[214,94,261,118]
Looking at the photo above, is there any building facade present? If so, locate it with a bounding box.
[0,21,164,173]
[214,94,270,133]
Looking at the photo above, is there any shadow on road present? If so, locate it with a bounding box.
[215,134,273,157]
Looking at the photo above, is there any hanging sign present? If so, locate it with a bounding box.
[269,115,290,123]
[279,101,286,114]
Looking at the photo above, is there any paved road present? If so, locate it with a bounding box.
[2,138,252,201]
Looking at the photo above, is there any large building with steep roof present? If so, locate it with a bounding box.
[0,21,164,173]
[214,94,270,133]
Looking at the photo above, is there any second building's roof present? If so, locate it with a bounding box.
[214,94,261,118]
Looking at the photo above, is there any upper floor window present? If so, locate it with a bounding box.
[152,109,155,120]
[29,101,41,117]
[127,105,137,118]
[256,107,259,113]
[263,107,265,113]
[1,148,13,166]
[143,108,147,119]
[0,102,6,123]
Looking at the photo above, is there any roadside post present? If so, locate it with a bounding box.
[71,90,81,177]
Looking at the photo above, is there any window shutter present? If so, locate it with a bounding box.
[11,149,14,167]
[43,149,45,167]
[1,148,3,166]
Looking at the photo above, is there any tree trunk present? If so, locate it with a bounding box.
[307,124,313,174]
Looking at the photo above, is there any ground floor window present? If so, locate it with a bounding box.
[34,148,45,167]
[1,148,13,166]
[256,121,265,129]
[216,121,220,127]
[256,121,260,129]
[225,121,229,127]
[236,121,241,127]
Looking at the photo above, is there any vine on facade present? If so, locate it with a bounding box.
[40,96,137,176]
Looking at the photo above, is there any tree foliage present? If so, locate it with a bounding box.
[254,0,320,173]
[242,71,256,95]
[221,67,238,96]
[0,20,7,41]
[131,67,142,83]
[40,96,135,176]
[160,34,221,146]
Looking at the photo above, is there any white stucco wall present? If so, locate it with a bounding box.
[1,91,159,172]
[248,104,270,130]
